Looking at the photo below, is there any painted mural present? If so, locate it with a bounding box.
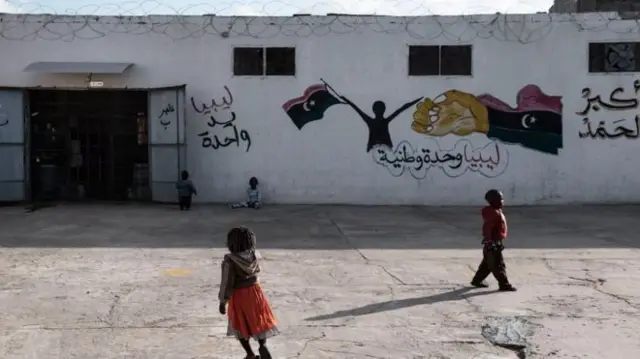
[373,139,508,179]
[282,80,420,152]
[193,86,252,152]
[411,85,564,155]
[282,83,342,129]
[577,80,640,139]
[282,82,561,180]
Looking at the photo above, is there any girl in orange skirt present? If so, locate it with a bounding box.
[219,226,279,359]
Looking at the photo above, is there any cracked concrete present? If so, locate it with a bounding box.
[1,204,640,358]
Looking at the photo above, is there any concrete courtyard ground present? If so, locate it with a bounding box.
[1,204,639,359]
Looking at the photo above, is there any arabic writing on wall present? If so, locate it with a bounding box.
[192,86,252,152]
[372,139,509,179]
[158,103,175,130]
[577,80,640,139]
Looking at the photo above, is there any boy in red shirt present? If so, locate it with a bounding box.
[471,189,517,291]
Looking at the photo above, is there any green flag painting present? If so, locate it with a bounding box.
[282,84,342,130]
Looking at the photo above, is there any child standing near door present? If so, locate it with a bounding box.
[175,170,197,210]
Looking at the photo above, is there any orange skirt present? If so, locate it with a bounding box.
[227,283,279,340]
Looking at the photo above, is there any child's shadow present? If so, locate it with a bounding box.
[305,287,498,321]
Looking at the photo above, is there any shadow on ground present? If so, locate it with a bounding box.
[306,287,497,321]
[0,204,638,249]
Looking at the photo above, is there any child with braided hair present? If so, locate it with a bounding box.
[219,226,279,359]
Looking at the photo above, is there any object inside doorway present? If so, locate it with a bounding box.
[29,89,150,202]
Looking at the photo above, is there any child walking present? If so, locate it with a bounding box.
[230,177,262,209]
[175,170,197,210]
[219,226,279,359]
[471,189,517,291]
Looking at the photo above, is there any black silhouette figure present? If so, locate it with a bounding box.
[339,96,422,152]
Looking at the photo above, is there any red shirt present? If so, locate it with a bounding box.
[482,206,507,243]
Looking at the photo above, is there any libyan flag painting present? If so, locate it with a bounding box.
[282,84,343,130]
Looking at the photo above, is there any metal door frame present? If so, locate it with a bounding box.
[147,85,187,203]
[0,87,30,203]
[24,90,31,203]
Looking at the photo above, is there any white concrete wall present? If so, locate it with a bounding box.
[1,13,640,205]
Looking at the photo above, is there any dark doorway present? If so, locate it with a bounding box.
[29,89,150,201]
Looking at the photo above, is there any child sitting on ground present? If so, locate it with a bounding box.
[230,177,262,209]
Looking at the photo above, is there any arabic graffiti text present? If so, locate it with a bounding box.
[372,139,509,179]
[191,86,234,113]
[192,86,252,152]
[577,80,640,139]
[158,103,175,130]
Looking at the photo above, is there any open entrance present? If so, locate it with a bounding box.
[0,85,186,204]
[29,89,150,201]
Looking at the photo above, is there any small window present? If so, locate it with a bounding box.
[233,46,296,76]
[408,45,472,76]
[409,45,439,76]
[589,42,640,73]
[266,47,296,76]
[233,47,263,76]
[440,45,472,75]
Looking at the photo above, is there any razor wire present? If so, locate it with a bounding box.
[1,0,640,43]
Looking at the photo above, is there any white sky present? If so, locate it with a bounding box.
[1,0,16,12]
[1,0,552,16]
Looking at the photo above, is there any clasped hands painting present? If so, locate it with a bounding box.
[281,80,563,179]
